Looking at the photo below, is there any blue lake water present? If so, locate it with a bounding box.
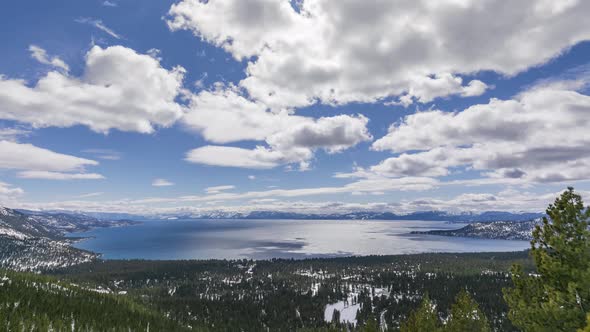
[68,219,530,260]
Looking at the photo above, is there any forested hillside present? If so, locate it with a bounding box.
[0,207,139,272]
[54,251,533,331]
[0,269,190,331]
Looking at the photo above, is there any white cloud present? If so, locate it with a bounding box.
[10,187,583,215]
[0,181,24,207]
[393,74,489,107]
[184,87,371,169]
[0,181,24,197]
[400,189,590,213]
[7,176,438,214]
[183,86,303,143]
[75,17,122,39]
[194,72,208,89]
[371,80,590,183]
[29,45,69,72]
[0,127,30,141]
[0,45,185,133]
[77,192,104,198]
[0,140,98,172]
[205,185,235,194]
[267,114,372,153]
[248,175,256,180]
[82,149,122,160]
[17,171,105,180]
[169,176,437,202]
[167,0,590,109]
[152,178,174,187]
[186,145,287,169]
[102,1,117,7]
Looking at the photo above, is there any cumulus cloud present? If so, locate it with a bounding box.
[29,45,69,72]
[371,80,590,183]
[392,75,489,107]
[167,0,589,109]
[0,45,185,134]
[152,178,174,187]
[267,114,372,153]
[184,87,371,169]
[183,86,303,143]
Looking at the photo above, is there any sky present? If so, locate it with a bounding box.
[1,0,590,215]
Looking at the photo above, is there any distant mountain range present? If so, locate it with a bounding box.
[1,207,139,272]
[412,218,543,241]
[150,210,544,222]
[15,207,543,223]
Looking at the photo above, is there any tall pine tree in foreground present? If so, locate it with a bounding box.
[400,294,440,332]
[400,291,490,332]
[445,290,491,332]
[504,187,590,331]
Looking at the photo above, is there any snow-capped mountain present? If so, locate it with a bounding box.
[413,218,543,241]
[149,210,544,222]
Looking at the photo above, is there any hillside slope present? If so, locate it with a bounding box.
[0,269,189,331]
[0,207,98,272]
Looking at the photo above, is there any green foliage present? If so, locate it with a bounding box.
[0,269,190,331]
[445,290,491,332]
[504,187,590,331]
[400,291,490,332]
[580,313,590,332]
[360,316,379,332]
[55,252,526,331]
[400,295,441,332]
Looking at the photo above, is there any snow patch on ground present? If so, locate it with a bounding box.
[324,298,361,325]
[0,226,29,240]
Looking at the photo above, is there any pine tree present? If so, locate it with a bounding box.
[361,316,379,332]
[400,295,441,332]
[504,187,590,331]
[445,290,491,332]
[580,314,590,332]
[331,309,340,324]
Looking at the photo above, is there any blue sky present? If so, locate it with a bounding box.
[1,0,590,215]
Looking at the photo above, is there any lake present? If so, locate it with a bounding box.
[68,219,530,260]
